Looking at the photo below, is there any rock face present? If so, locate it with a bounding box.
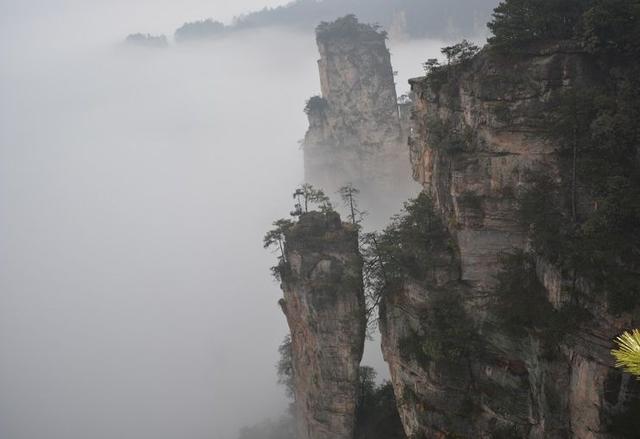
[381,43,640,438]
[279,211,366,439]
[304,16,415,220]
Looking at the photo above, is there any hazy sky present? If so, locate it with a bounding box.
[0,0,291,46]
[0,2,443,438]
[0,0,291,23]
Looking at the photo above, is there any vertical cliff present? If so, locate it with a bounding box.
[279,211,366,439]
[380,43,640,438]
[304,15,415,217]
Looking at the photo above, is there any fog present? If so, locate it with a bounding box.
[0,3,445,438]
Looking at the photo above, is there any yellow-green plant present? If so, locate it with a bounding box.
[612,329,640,378]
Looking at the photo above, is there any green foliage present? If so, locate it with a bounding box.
[546,87,600,157]
[545,87,601,221]
[487,0,640,56]
[264,219,295,281]
[264,219,295,255]
[426,118,472,154]
[487,0,589,51]
[518,73,640,313]
[398,294,478,365]
[424,63,449,92]
[423,40,479,92]
[361,194,451,329]
[612,329,640,378]
[517,172,568,264]
[264,184,338,281]
[520,172,640,314]
[364,193,450,291]
[292,183,333,216]
[441,39,480,65]
[316,14,387,41]
[423,58,441,74]
[581,0,640,56]
[424,294,478,362]
[304,95,328,116]
[338,184,366,226]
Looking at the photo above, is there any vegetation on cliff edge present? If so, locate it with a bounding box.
[488,0,640,55]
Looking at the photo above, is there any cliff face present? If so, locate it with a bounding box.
[381,44,640,438]
[304,16,415,219]
[279,211,366,439]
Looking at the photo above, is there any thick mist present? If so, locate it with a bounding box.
[0,5,446,439]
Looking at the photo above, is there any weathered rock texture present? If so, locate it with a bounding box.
[381,43,640,438]
[279,211,366,439]
[304,16,416,220]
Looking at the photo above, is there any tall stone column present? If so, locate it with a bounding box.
[279,211,366,439]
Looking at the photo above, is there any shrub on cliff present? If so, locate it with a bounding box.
[425,118,473,154]
[398,294,479,365]
[441,40,480,65]
[304,96,328,116]
[362,193,451,300]
[264,218,294,281]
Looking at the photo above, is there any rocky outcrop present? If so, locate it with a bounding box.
[304,16,416,220]
[381,43,640,438]
[408,43,593,289]
[279,211,366,439]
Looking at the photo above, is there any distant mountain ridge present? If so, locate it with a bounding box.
[174,0,499,42]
